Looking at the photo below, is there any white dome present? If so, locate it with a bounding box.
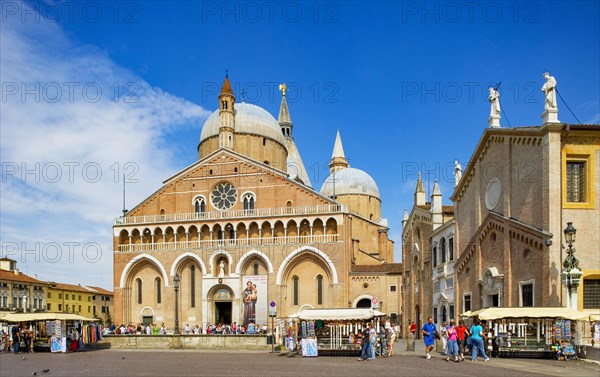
[200,102,286,146]
[320,167,380,198]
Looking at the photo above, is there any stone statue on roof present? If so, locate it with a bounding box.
[542,72,557,111]
[488,87,501,117]
[454,160,462,187]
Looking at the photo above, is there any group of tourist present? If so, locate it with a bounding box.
[419,316,490,362]
[356,322,398,361]
[0,323,35,354]
[107,322,268,335]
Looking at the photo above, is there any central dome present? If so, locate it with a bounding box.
[200,102,286,146]
[320,167,380,198]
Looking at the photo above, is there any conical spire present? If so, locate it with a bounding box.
[416,172,425,193]
[278,84,292,124]
[414,172,425,206]
[431,180,442,229]
[432,179,441,195]
[329,130,348,174]
[403,208,409,222]
[331,129,346,159]
[220,72,233,95]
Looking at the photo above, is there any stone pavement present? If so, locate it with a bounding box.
[0,340,598,377]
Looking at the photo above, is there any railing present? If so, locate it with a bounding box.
[114,204,347,226]
[116,234,340,253]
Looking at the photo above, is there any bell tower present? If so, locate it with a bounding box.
[218,72,235,149]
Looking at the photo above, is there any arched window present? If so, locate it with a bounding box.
[253,262,259,275]
[432,246,437,267]
[243,193,255,210]
[293,276,299,306]
[194,197,206,214]
[317,275,323,305]
[156,278,161,304]
[136,278,142,304]
[441,238,447,263]
[190,265,196,308]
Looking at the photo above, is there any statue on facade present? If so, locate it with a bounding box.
[454,160,463,187]
[488,87,501,116]
[218,259,226,277]
[542,72,558,110]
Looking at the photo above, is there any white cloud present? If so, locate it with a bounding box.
[0,5,209,289]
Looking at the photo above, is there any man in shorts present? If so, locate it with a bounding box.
[421,317,436,360]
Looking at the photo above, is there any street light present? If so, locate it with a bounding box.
[173,274,180,334]
[561,222,582,311]
[564,222,576,245]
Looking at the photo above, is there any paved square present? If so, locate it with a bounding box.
[1,348,598,377]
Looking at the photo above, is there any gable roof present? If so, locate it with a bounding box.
[123,147,336,217]
[0,270,48,285]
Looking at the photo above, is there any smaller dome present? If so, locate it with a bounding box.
[320,167,380,198]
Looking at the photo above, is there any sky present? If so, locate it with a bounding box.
[1,0,599,290]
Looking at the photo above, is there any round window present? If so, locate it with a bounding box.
[211,182,237,210]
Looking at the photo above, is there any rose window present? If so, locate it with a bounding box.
[211,182,237,210]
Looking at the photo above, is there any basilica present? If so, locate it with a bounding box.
[112,75,402,328]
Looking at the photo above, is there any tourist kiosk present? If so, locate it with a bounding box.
[463,307,592,359]
[289,308,386,356]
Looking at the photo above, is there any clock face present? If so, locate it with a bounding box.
[211,182,237,210]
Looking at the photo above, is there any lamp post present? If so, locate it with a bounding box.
[173,274,180,334]
[561,222,582,311]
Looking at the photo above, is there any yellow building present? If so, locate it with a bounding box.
[85,286,114,324]
[112,76,402,328]
[0,258,48,318]
[46,282,95,318]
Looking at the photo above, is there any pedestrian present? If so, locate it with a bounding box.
[440,321,448,355]
[23,326,31,353]
[11,323,21,354]
[357,323,370,361]
[421,316,436,360]
[387,327,396,357]
[368,322,376,360]
[456,320,469,361]
[407,319,416,351]
[184,324,190,334]
[446,320,459,362]
[469,319,489,362]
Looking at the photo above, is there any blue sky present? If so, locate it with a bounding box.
[1,1,599,289]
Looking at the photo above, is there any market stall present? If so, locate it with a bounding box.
[463,307,591,359]
[287,308,386,357]
[1,312,100,353]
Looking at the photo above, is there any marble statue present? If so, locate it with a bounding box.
[488,87,501,116]
[218,260,226,277]
[454,160,463,187]
[542,72,557,110]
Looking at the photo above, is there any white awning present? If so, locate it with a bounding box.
[463,307,592,321]
[290,308,386,321]
[0,312,98,322]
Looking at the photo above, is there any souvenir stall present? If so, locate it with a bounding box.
[0,312,100,353]
[289,308,386,357]
[464,307,591,359]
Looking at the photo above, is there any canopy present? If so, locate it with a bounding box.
[0,312,98,323]
[290,308,386,321]
[464,307,591,321]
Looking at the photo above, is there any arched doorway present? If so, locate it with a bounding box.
[210,286,233,325]
[356,298,371,308]
[141,307,154,326]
